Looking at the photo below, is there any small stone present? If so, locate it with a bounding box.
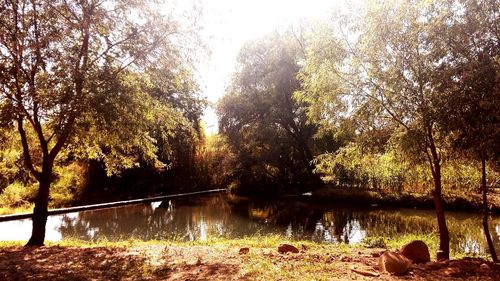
[239,247,249,255]
[400,240,430,264]
[277,243,299,254]
[479,263,490,271]
[379,251,411,275]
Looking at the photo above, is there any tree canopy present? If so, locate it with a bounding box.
[217,31,322,194]
[0,0,203,245]
[295,0,500,260]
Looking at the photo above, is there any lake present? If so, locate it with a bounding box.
[1,193,498,255]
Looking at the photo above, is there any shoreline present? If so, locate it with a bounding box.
[309,186,500,214]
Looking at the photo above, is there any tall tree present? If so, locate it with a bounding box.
[0,0,198,246]
[218,31,320,194]
[438,0,500,261]
[297,0,469,259]
[148,61,207,189]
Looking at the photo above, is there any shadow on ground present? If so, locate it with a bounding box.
[0,246,147,281]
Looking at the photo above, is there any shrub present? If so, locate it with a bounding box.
[0,181,37,207]
[50,162,87,207]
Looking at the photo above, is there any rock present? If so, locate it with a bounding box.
[479,263,490,271]
[378,251,411,275]
[400,240,430,264]
[239,247,249,255]
[278,243,299,254]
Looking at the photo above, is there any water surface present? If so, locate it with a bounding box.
[1,193,498,255]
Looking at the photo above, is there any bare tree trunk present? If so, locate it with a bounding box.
[26,165,52,246]
[481,157,498,262]
[427,127,450,260]
[432,164,450,260]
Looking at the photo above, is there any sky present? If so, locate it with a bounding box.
[186,0,345,134]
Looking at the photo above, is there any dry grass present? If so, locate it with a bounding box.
[1,237,499,280]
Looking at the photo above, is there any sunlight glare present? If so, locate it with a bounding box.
[188,0,348,134]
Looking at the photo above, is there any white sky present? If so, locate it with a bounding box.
[174,0,349,134]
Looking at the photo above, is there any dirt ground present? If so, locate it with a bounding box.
[0,245,499,280]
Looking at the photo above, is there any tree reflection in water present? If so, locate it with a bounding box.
[48,194,500,255]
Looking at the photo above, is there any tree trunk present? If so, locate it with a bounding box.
[432,166,450,260]
[26,167,52,247]
[481,157,498,262]
[427,131,450,260]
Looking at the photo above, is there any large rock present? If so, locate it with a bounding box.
[379,251,411,275]
[278,243,299,254]
[400,240,430,264]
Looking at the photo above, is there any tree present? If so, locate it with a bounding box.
[438,0,500,261]
[296,0,473,259]
[147,61,207,190]
[0,0,198,246]
[218,31,321,194]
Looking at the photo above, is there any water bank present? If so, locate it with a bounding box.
[311,186,500,214]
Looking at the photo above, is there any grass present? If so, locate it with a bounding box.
[1,234,494,280]
[0,233,474,259]
[242,252,340,281]
[0,234,356,251]
[0,235,362,280]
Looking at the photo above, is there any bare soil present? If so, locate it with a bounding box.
[0,245,499,280]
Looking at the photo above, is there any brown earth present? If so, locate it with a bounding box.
[0,245,499,280]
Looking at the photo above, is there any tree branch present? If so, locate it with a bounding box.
[17,116,41,181]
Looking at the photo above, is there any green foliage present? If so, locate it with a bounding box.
[49,162,87,207]
[314,143,426,192]
[0,181,37,208]
[435,0,500,162]
[70,70,189,176]
[218,30,324,194]
[0,0,203,176]
[194,134,238,189]
[313,142,500,196]
[0,1,206,228]
[0,161,87,212]
[0,128,23,191]
[296,0,500,233]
